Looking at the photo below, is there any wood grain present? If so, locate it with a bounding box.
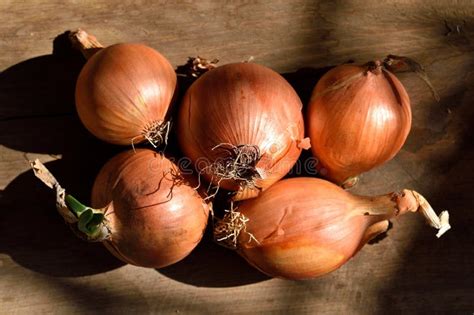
[1,1,473,314]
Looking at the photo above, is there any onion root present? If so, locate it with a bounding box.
[199,143,263,199]
[213,203,259,249]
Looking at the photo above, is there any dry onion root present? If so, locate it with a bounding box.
[214,178,450,280]
[71,29,177,147]
[197,143,264,200]
[213,202,259,249]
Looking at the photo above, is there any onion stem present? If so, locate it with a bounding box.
[69,29,104,59]
[63,195,109,240]
[30,159,111,242]
[341,176,359,189]
[64,194,109,241]
[354,189,450,238]
[410,191,450,238]
[65,194,89,216]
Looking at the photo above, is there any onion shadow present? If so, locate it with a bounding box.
[0,32,86,154]
[0,159,124,277]
[0,32,125,276]
[157,180,270,287]
[375,87,474,313]
[282,65,334,110]
[158,229,270,288]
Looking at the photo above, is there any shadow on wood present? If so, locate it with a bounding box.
[159,231,270,288]
[375,88,474,312]
[0,160,124,276]
[0,33,124,276]
[0,32,85,153]
[45,276,150,313]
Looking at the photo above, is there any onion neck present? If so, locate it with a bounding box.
[353,189,450,238]
[364,60,383,75]
[64,195,111,242]
[69,29,104,59]
[341,176,359,189]
[30,159,110,242]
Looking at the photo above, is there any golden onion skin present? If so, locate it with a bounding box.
[307,64,411,185]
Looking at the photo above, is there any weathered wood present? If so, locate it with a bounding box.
[1,1,473,314]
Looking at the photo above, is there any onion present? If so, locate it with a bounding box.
[71,29,177,146]
[214,177,450,280]
[177,62,308,200]
[307,61,411,187]
[31,149,209,268]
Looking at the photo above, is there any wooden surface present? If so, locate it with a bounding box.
[1,1,473,314]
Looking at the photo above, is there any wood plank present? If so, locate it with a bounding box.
[1,1,473,314]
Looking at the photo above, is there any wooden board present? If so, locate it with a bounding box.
[1,1,473,314]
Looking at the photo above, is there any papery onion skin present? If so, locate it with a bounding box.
[236,178,371,279]
[91,149,209,268]
[229,177,447,280]
[177,62,305,199]
[307,64,411,186]
[76,43,177,145]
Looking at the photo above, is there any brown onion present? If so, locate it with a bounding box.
[214,177,449,280]
[32,149,209,268]
[71,29,177,146]
[307,61,411,187]
[177,62,308,200]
